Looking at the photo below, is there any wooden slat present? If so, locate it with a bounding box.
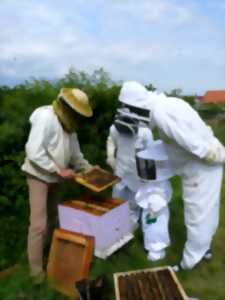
[168,267,189,300]
[71,200,110,212]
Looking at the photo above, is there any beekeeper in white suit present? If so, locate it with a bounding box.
[135,140,173,261]
[118,81,224,270]
[106,108,153,228]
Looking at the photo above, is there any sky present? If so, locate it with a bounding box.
[0,0,225,94]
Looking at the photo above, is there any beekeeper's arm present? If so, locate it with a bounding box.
[70,133,92,172]
[142,127,154,148]
[25,110,61,174]
[155,104,225,164]
[135,191,167,215]
[106,126,117,169]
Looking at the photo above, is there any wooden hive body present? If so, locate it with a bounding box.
[114,266,189,300]
[58,194,133,259]
[47,229,94,298]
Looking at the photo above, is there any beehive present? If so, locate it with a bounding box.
[114,266,188,300]
[58,194,133,259]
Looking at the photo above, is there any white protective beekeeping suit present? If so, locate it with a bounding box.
[106,111,153,228]
[135,140,173,261]
[119,81,224,270]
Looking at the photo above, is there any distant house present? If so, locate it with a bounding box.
[201,90,225,104]
[196,96,203,102]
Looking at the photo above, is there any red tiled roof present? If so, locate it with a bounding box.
[202,90,225,103]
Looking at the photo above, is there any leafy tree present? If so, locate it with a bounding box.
[145,83,156,91]
[167,88,183,97]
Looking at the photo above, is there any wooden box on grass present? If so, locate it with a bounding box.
[114,266,188,300]
[47,228,94,298]
[58,194,134,259]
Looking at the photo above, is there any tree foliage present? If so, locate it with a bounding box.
[0,68,121,269]
[0,68,221,270]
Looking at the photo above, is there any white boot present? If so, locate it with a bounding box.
[147,249,166,261]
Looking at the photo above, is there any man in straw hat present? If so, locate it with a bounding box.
[22,88,93,284]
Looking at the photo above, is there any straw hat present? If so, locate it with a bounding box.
[58,88,93,117]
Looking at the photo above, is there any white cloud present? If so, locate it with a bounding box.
[102,0,192,25]
[0,0,224,93]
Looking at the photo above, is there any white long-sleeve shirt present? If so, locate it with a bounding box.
[22,106,91,183]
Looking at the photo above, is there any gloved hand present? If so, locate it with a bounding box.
[106,135,116,170]
[148,194,167,214]
[205,139,225,164]
[144,194,167,224]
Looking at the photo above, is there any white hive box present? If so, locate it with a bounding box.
[58,194,134,259]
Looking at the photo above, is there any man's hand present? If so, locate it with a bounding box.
[57,168,75,179]
[106,157,116,170]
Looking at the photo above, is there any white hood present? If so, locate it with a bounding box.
[136,140,174,181]
[119,81,166,108]
[119,81,149,108]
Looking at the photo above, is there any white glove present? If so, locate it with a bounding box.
[106,135,116,170]
[148,194,167,214]
[205,138,225,164]
[136,192,167,212]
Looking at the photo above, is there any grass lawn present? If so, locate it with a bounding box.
[0,124,225,300]
[1,176,224,300]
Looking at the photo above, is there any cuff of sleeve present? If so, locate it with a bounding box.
[42,161,60,174]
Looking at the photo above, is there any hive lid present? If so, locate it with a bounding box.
[47,228,94,298]
[114,266,188,300]
[74,166,120,192]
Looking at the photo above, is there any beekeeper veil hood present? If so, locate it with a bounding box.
[53,88,93,133]
[119,81,149,108]
[114,112,139,136]
[119,81,167,129]
[136,140,174,181]
[118,81,151,124]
